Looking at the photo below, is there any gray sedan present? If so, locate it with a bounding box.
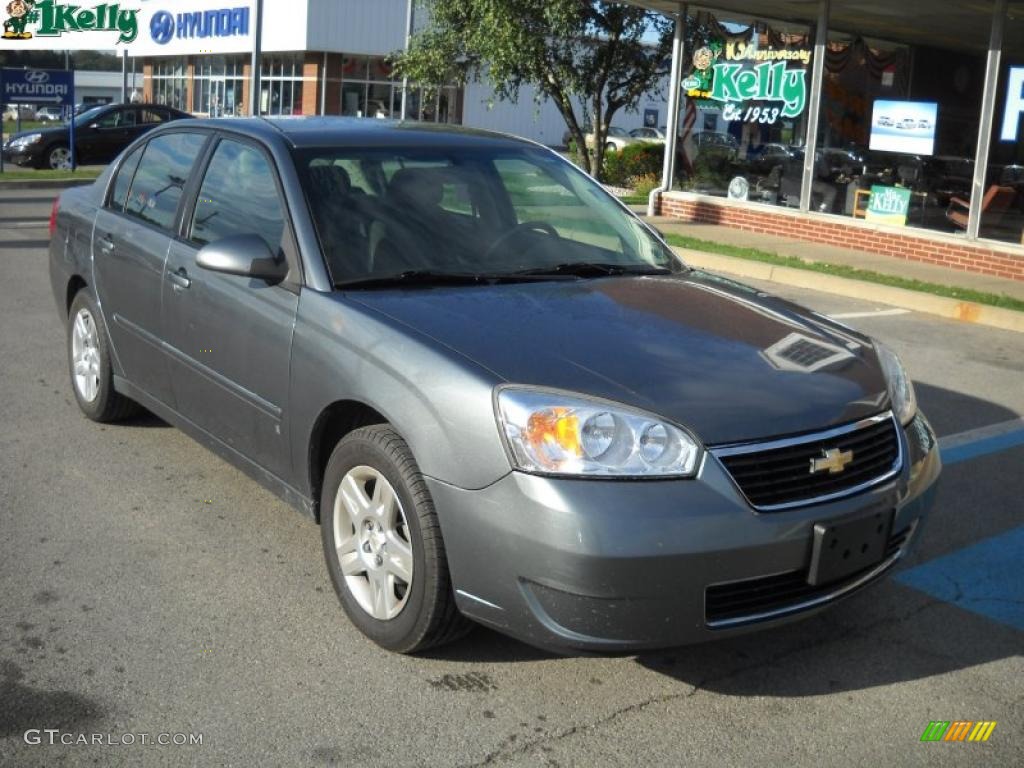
[48,118,941,653]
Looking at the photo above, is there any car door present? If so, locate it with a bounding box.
[92,131,210,406]
[82,106,136,163]
[161,136,299,479]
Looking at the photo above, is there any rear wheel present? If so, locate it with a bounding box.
[320,425,471,652]
[67,291,138,422]
[605,141,617,152]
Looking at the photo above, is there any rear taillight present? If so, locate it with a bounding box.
[49,197,59,238]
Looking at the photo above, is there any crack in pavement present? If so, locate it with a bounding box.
[460,598,949,766]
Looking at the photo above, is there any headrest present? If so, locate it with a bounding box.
[387,167,444,208]
[309,163,352,196]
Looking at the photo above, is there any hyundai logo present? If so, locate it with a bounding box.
[150,10,174,44]
[25,71,50,84]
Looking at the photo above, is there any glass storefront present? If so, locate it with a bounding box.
[260,53,306,116]
[195,55,246,117]
[151,57,188,112]
[340,54,463,123]
[982,12,1024,245]
[665,2,1021,251]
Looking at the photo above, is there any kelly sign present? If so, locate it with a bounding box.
[865,185,912,227]
[683,39,812,124]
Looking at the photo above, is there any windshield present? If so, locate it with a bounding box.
[73,106,107,128]
[295,145,681,286]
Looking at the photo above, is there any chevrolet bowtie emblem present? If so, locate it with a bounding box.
[810,447,854,474]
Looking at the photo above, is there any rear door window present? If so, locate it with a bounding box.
[124,132,208,231]
[189,139,286,252]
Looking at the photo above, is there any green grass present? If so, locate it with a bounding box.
[616,193,648,205]
[663,232,1024,313]
[1,120,53,133]
[0,168,101,181]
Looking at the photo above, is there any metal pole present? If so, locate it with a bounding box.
[799,0,829,212]
[649,4,686,216]
[121,49,128,103]
[249,0,263,116]
[967,0,1006,240]
[320,51,327,115]
[400,0,414,120]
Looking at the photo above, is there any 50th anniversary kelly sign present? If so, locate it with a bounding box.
[683,39,812,124]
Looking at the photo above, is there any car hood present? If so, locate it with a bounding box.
[5,125,66,143]
[349,272,892,445]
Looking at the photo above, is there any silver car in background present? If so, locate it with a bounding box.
[49,118,941,653]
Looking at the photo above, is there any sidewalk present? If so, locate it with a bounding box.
[640,216,1024,333]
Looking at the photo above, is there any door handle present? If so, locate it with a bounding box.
[97,233,114,253]
[167,266,192,290]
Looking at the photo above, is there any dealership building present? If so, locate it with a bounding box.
[133,0,1023,280]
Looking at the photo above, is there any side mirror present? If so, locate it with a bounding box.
[195,234,287,282]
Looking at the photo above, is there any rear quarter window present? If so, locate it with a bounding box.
[109,145,144,212]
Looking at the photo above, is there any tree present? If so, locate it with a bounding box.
[392,0,673,180]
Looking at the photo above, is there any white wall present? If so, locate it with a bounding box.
[305,0,409,56]
[462,78,670,147]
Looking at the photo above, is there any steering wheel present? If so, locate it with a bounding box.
[483,220,560,262]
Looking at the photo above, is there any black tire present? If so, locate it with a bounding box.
[41,143,71,170]
[67,290,139,423]
[320,425,471,653]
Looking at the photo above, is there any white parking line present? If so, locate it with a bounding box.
[829,309,912,319]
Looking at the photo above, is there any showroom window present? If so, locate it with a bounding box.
[981,8,1024,245]
[151,58,188,112]
[811,2,997,235]
[674,12,813,209]
[340,54,463,124]
[260,53,306,116]
[194,55,247,117]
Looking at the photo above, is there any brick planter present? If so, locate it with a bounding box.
[658,192,1024,282]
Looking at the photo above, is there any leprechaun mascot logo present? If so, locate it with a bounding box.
[3,0,37,39]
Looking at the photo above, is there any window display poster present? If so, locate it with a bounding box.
[870,100,938,155]
[865,185,912,227]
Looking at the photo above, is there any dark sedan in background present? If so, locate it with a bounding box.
[49,117,940,654]
[3,102,191,169]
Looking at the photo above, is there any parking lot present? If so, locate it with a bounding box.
[0,185,1021,766]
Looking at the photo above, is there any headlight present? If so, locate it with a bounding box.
[876,343,917,425]
[495,387,702,477]
[10,133,43,148]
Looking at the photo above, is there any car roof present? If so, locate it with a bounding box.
[170,116,539,150]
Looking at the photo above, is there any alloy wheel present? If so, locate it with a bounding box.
[71,308,101,403]
[333,465,414,621]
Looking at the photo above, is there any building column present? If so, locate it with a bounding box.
[650,3,686,217]
[967,0,1007,240]
[302,52,320,116]
[142,61,153,102]
[799,0,829,212]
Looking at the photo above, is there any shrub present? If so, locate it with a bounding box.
[601,143,664,186]
[632,172,661,197]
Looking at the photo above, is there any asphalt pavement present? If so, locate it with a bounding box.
[1,186,1022,766]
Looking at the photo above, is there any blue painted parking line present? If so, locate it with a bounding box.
[895,526,1024,632]
[938,418,1024,466]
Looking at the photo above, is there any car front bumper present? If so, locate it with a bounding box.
[428,412,941,652]
[1,143,41,166]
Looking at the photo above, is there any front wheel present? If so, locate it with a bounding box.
[320,425,470,653]
[43,143,72,170]
[605,141,617,152]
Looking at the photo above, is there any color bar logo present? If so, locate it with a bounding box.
[920,721,997,742]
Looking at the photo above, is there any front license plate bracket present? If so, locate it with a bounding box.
[807,508,894,586]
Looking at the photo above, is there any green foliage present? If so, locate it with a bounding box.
[0,49,122,71]
[393,0,672,179]
[684,152,734,191]
[602,143,663,187]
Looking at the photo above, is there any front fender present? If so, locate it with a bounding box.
[289,290,512,496]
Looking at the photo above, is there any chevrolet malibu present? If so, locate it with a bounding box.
[49,118,941,653]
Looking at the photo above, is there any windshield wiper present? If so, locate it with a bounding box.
[335,269,577,289]
[508,262,674,278]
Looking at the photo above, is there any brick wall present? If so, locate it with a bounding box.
[658,193,1024,282]
[301,54,320,117]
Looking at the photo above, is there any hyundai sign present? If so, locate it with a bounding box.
[0,67,74,107]
[130,0,255,56]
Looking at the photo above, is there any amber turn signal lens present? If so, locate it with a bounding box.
[525,408,582,459]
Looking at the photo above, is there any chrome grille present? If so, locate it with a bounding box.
[713,413,902,511]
